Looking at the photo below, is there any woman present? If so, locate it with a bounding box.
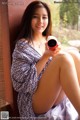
[11,1,80,119]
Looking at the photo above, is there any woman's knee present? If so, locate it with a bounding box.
[55,51,74,66]
[68,50,80,62]
[67,50,80,84]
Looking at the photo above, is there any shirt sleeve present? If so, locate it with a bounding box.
[11,43,38,95]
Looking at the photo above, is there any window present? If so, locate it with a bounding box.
[42,0,80,52]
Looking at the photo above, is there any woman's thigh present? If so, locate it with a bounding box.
[32,51,80,114]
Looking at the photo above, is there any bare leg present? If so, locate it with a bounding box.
[32,52,80,115]
[68,50,80,84]
[55,50,80,105]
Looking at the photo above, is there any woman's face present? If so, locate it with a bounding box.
[31,7,48,35]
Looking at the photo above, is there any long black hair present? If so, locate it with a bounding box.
[17,1,52,43]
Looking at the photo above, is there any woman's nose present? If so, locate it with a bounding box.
[38,17,43,23]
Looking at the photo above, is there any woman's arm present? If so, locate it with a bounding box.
[35,54,50,76]
[36,42,61,76]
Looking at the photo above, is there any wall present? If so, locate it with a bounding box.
[0,0,13,109]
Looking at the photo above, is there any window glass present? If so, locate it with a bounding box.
[42,0,80,51]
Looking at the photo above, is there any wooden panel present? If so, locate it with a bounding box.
[0,0,13,109]
[0,2,5,107]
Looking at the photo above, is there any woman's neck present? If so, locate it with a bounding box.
[33,33,46,42]
[29,34,46,56]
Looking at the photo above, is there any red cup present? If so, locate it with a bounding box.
[47,39,58,51]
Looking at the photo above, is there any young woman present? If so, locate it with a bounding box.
[11,1,80,119]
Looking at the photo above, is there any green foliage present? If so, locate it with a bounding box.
[41,0,80,47]
[63,13,68,27]
[59,0,79,27]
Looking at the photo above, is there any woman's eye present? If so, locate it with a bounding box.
[32,15,48,19]
[43,16,48,19]
[32,15,38,18]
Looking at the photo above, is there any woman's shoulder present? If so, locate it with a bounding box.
[15,38,29,50]
[16,38,28,46]
[12,39,32,59]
